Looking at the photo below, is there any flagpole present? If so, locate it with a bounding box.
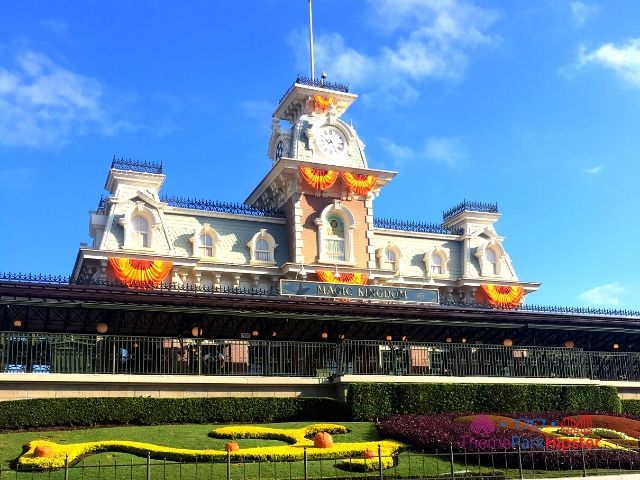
[308,0,315,80]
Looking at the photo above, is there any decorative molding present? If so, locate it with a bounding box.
[314,201,356,264]
[424,246,450,278]
[475,241,506,277]
[247,228,278,266]
[376,242,402,272]
[189,224,221,260]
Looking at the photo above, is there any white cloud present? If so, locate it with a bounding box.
[578,283,625,306]
[0,51,126,147]
[584,165,603,174]
[424,136,467,167]
[378,135,467,168]
[379,137,416,161]
[576,39,640,87]
[570,2,599,27]
[293,0,499,106]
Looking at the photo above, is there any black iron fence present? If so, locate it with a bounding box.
[6,446,640,479]
[0,333,638,382]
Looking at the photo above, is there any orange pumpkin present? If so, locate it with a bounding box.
[313,431,333,448]
[224,442,240,452]
[362,448,376,459]
[34,445,53,457]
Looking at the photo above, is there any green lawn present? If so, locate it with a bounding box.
[1,422,453,479]
[1,423,635,479]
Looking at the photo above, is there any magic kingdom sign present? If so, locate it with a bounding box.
[279,280,439,304]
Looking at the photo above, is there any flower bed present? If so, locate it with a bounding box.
[378,413,640,470]
[17,423,404,471]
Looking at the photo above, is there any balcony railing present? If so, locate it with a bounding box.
[111,157,163,174]
[3,273,640,318]
[442,200,499,222]
[1,332,638,382]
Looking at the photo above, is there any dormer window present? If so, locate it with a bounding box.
[423,247,449,277]
[199,234,214,257]
[475,242,505,277]
[248,229,277,265]
[190,224,221,259]
[486,247,497,275]
[431,254,443,275]
[255,238,270,261]
[386,249,398,271]
[131,215,149,248]
[377,243,402,272]
[119,204,157,250]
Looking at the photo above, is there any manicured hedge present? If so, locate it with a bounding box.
[347,384,621,420]
[0,396,350,430]
[621,399,640,416]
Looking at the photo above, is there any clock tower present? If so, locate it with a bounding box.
[245,77,396,276]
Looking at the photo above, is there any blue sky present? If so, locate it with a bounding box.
[0,0,639,309]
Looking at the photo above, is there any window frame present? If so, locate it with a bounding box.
[377,243,402,272]
[247,229,278,265]
[190,224,221,260]
[314,201,357,266]
[475,241,505,277]
[423,247,449,278]
[119,203,158,251]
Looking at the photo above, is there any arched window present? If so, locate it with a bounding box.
[314,201,356,265]
[325,215,345,261]
[131,215,149,248]
[475,242,504,277]
[486,247,497,275]
[190,224,221,259]
[386,249,398,271]
[423,247,449,277]
[377,243,402,271]
[199,234,214,257]
[247,229,277,265]
[431,253,443,275]
[255,238,270,261]
[119,203,159,251]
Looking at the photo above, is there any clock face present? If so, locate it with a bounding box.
[316,126,347,156]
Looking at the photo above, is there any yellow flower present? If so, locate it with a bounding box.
[17,423,404,470]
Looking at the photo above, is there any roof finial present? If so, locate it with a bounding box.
[308,0,315,80]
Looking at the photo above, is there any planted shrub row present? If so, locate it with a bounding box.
[0,396,350,430]
[0,385,622,428]
[621,399,640,416]
[347,384,621,420]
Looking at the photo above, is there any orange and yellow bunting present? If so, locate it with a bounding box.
[341,172,377,196]
[313,96,335,111]
[108,257,173,288]
[299,167,339,191]
[316,270,369,285]
[477,284,524,309]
